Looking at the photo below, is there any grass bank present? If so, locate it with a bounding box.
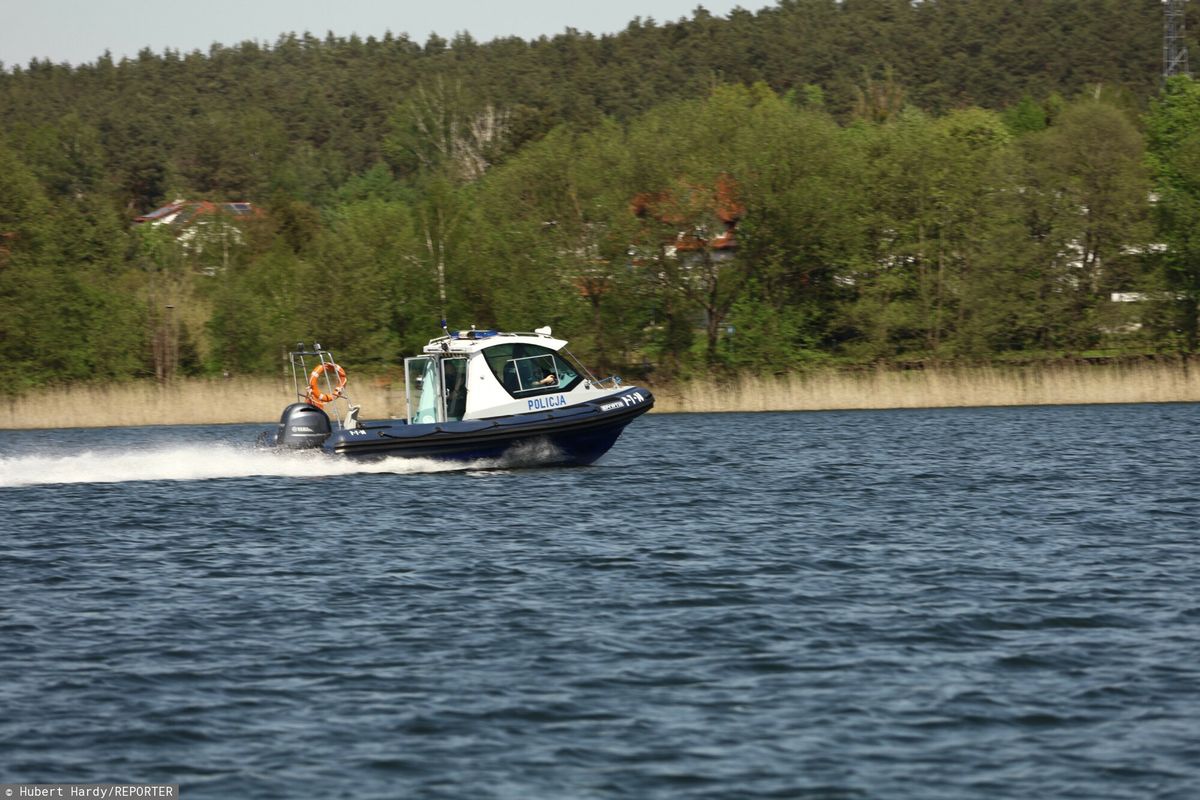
[2,361,1198,430]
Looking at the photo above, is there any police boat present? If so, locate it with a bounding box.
[262,326,653,465]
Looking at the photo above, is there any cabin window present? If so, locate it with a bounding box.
[483,343,582,398]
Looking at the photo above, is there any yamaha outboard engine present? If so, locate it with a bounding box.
[275,402,332,449]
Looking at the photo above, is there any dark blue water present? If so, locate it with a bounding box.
[2,405,1199,799]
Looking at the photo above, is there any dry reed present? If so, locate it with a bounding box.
[0,378,401,430]
[649,361,1200,414]
[1,362,1197,430]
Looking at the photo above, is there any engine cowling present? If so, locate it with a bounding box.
[275,402,332,449]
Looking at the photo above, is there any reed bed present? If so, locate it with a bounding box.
[2,361,1198,430]
[0,378,400,431]
[651,361,1200,414]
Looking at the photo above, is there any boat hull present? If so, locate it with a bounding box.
[275,387,654,467]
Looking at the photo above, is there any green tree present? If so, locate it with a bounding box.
[0,138,146,387]
[1021,99,1151,351]
[383,79,509,326]
[625,86,775,369]
[176,109,290,199]
[728,93,867,369]
[307,198,429,363]
[467,120,641,367]
[1145,76,1200,350]
[846,107,1027,359]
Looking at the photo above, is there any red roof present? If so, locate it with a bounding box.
[134,200,259,226]
[632,175,743,252]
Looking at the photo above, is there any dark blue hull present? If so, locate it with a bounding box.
[321,387,653,466]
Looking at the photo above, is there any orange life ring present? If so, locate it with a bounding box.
[307,362,347,409]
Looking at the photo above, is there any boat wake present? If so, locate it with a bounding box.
[0,445,468,488]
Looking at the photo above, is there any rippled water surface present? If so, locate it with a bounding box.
[2,405,1199,799]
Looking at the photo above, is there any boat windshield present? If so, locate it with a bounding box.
[483,343,582,398]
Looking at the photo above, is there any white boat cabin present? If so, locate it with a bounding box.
[404,327,619,423]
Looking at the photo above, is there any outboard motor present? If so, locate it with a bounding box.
[275,402,332,449]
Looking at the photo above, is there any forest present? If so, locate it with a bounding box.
[3,0,1200,389]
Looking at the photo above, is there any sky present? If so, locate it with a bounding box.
[0,0,761,68]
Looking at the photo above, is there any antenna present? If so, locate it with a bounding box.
[1165,0,1191,80]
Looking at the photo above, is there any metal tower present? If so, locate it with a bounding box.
[1165,0,1190,79]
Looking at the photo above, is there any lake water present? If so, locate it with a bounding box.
[1,405,1198,799]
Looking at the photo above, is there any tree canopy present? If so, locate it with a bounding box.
[0,0,1196,387]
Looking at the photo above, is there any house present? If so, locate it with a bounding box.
[134,200,260,273]
[631,174,744,263]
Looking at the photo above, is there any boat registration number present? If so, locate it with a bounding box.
[601,392,645,412]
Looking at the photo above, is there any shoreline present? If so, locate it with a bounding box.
[2,361,1199,431]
